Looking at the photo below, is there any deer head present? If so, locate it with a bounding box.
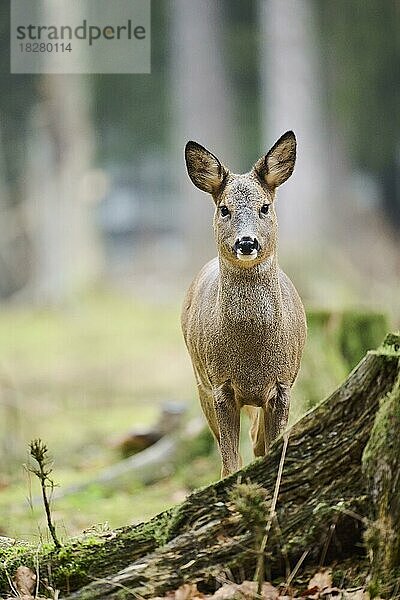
[185,131,296,267]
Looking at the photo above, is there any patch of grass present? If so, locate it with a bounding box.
[0,468,192,540]
[0,289,194,464]
[0,289,191,399]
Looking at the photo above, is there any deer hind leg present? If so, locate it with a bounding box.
[246,406,266,458]
[213,382,241,478]
[197,384,220,443]
[263,383,290,454]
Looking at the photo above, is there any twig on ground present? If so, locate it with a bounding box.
[28,439,61,549]
[281,549,310,595]
[255,433,290,594]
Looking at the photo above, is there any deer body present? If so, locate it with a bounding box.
[182,133,306,477]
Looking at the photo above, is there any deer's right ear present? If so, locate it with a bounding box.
[185,141,227,195]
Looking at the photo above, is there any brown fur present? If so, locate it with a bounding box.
[182,131,307,477]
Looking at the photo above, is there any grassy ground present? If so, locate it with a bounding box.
[0,290,387,542]
[0,290,214,541]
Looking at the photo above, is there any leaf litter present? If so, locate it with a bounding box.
[153,569,369,600]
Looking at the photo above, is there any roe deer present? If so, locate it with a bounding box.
[181,131,307,478]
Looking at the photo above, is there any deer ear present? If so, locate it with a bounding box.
[254,131,296,189]
[185,141,227,195]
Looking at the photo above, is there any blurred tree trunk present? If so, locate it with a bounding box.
[0,124,30,298]
[0,372,23,472]
[259,0,332,248]
[22,4,101,305]
[170,0,237,273]
[24,78,100,304]
[317,0,400,232]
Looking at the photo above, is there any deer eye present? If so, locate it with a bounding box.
[220,205,230,217]
[260,204,270,215]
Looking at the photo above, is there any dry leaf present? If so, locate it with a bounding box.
[212,580,279,599]
[13,566,36,598]
[308,571,333,592]
[175,583,206,599]
[300,585,321,599]
[153,583,206,600]
[342,589,368,600]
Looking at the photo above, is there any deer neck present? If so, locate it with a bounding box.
[217,253,283,324]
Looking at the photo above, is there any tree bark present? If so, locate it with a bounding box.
[22,1,101,305]
[1,334,399,599]
[362,333,400,593]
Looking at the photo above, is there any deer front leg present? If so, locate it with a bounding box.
[213,382,241,478]
[263,383,290,453]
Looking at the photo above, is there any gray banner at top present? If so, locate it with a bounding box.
[11,0,151,74]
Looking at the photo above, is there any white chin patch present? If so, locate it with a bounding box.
[237,249,258,262]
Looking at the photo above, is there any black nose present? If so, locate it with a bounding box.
[234,236,259,255]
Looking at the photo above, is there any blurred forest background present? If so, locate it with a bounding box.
[0,0,399,542]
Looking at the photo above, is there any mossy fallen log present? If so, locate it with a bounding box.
[0,333,399,599]
[363,333,400,595]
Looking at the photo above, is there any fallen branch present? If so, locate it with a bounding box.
[30,418,205,504]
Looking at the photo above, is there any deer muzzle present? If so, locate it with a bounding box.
[234,236,259,261]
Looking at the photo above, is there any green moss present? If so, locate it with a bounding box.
[0,511,182,595]
[367,578,382,599]
[362,369,400,587]
[228,481,270,529]
[142,507,178,547]
[363,374,400,475]
[371,332,400,357]
[45,537,105,586]
[331,569,345,587]
[1,542,43,591]
[49,518,171,590]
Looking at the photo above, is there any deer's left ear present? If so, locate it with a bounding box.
[254,131,296,189]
